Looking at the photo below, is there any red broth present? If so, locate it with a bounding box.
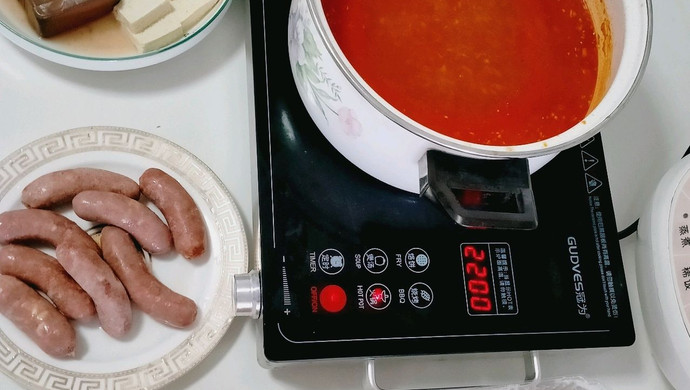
[322,0,602,146]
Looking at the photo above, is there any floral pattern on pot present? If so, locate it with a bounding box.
[288,0,362,138]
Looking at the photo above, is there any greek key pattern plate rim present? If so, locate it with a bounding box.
[0,126,248,390]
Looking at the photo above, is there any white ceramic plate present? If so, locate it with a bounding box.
[0,0,231,71]
[0,126,248,389]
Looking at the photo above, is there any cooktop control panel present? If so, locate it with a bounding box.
[256,138,634,362]
[250,0,634,363]
[301,242,516,317]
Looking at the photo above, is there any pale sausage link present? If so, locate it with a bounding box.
[55,243,132,338]
[0,244,96,321]
[101,226,197,328]
[139,168,206,259]
[21,167,141,209]
[0,274,77,358]
[72,190,173,255]
[0,209,100,254]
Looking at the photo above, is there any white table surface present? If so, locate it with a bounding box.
[0,0,688,388]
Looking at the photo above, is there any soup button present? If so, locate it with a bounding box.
[363,248,388,274]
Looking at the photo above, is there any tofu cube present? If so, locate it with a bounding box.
[127,12,184,53]
[171,0,219,31]
[115,0,174,33]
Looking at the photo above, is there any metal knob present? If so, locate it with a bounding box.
[234,270,262,319]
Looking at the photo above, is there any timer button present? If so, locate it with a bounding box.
[318,249,345,275]
[319,285,347,313]
[404,248,430,273]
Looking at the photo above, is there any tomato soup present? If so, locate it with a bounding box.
[322,0,605,146]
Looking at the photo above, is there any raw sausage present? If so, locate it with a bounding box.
[139,168,206,259]
[0,209,100,253]
[72,190,173,255]
[0,274,76,358]
[101,226,197,328]
[21,167,141,209]
[0,244,96,321]
[55,243,132,338]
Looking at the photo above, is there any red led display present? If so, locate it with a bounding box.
[461,243,518,316]
[461,243,496,315]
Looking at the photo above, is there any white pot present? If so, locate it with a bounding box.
[287,0,651,194]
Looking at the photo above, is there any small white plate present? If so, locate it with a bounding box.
[0,126,248,389]
[0,0,231,71]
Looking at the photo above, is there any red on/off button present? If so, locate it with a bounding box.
[319,285,347,313]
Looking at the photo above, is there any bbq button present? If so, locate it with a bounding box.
[408,282,434,309]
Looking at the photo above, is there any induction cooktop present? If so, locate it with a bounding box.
[246,0,635,363]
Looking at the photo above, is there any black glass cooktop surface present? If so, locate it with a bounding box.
[249,0,635,362]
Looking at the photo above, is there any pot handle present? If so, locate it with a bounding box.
[419,150,538,230]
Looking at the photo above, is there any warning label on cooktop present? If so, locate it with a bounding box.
[589,194,621,319]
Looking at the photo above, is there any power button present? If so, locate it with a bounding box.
[319,285,347,313]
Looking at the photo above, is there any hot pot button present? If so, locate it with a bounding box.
[366,283,392,310]
[404,248,430,273]
[363,248,388,274]
[408,282,434,309]
[319,284,347,313]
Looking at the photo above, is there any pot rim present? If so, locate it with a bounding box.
[305,0,653,159]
